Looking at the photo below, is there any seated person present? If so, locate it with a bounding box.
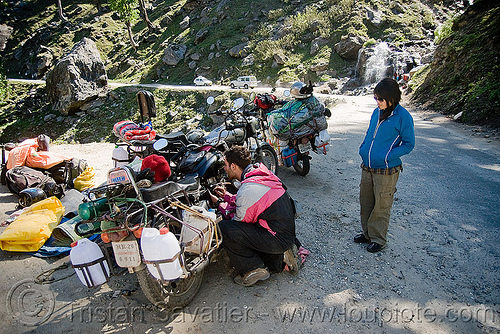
[213,146,300,287]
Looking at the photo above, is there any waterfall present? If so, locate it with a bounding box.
[363,42,391,85]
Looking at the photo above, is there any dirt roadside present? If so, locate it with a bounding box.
[0,95,499,334]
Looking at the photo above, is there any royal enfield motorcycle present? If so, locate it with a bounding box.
[72,163,223,310]
[198,96,279,175]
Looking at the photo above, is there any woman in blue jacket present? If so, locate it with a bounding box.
[355,78,415,252]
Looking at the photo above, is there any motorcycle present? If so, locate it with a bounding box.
[72,163,223,310]
[257,83,331,176]
[199,95,279,175]
[112,90,226,188]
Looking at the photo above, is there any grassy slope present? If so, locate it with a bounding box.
[410,0,500,126]
[2,0,497,144]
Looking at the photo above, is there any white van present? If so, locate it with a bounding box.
[230,76,258,89]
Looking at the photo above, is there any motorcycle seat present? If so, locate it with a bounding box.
[140,174,199,203]
[157,132,189,146]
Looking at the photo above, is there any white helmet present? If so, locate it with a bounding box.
[290,81,312,99]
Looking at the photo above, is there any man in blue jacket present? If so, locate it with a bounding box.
[356,78,415,252]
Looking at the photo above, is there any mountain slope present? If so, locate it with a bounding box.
[410,0,500,127]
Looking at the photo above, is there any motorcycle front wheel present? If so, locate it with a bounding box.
[293,154,310,176]
[136,267,204,310]
[255,145,279,175]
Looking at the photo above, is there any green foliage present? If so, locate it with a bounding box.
[0,67,10,103]
[109,0,139,23]
[434,17,455,44]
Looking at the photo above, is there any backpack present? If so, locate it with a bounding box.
[255,93,277,110]
[65,158,89,188]
[6,166,63,197]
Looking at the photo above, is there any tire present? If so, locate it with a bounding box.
[293,154,310,176]
[231,83,235,89]
[136,267,204,310]
[255,145,278,176]
[244,84,248,89]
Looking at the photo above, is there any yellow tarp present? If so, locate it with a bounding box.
[0,197,65,252]
[73,167,96,191]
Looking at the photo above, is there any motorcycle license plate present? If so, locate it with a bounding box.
[112,240,141,268]
[108,168,132,185]
[298,142,312,153]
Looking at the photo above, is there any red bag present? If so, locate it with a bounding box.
[254,93,277,110]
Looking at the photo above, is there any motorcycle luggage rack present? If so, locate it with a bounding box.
[146,202,223,282]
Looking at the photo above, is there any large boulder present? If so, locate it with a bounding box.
[310,37,329,55]
[334,34,366,60]
[162,44,187,65]
[46,38,108,115]
[0,24,13,51]
[229,42,248,58]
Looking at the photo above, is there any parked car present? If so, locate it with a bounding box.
[230,76,258,89]
[194,76,213,86]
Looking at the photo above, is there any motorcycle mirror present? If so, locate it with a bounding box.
[232,97,245,110]
[153,138,169,151]
[283,90,291,97]
[206,96,215,105]
[249,92,256,103]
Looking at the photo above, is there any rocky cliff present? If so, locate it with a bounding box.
[411,0,500,127]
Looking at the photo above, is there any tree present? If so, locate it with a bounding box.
[56,0,68,21]
[138,0,156,32]
[109,0,139,50]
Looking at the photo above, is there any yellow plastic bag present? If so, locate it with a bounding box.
[0,197,65,252]
[73,167,96,191]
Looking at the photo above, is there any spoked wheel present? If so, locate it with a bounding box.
[293,154,310,176]
[136,267,204,310]
[255,145,279,175]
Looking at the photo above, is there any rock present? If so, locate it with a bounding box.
[310,37,329,55]
[46,38,108,115]
[334,34,366,60]
[421,52,434,64]
[44,114,57,122]
[162,44,187,65]
[179,16,190,30]
[273,52,288,65]
[190,52,201,61]
[366,7,383,27]
[453,111,463,120]
[188,61,197,69]
[244,24,255,35]
[0,24,13,51]
[208,52,214,60]
[310,61,329,72]
[35,46,53,78]
[229,42,248,58]
[242,54,254,66]
[195,28,209,45]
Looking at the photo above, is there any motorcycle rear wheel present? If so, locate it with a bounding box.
[136,267,204,310]
[293,155,310,176]
[255,145,279,175]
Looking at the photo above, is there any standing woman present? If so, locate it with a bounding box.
[355,78,415,252]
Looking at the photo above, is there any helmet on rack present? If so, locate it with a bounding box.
[290,81,313,99]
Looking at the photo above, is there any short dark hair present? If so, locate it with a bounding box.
[374,78,401,108]
[224,146,251,170]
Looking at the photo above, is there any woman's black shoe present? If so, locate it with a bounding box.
[353,233,369,243]
[367,242,385,253]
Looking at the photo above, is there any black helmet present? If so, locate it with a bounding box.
[19,188,47,208]
[290,81,314,99]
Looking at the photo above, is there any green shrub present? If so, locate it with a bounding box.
[434,17,455,44]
